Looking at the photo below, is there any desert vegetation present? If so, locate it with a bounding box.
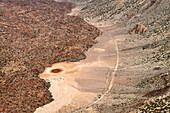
[1,0,169,112]
[139,94,170,112]
[0,0,101,112]
[73,0,169,112]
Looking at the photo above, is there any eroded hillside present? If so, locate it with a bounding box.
[0,0,101,112]
[72,0,170,112]
[0,0,169,112]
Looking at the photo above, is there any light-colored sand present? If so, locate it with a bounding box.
[34,4,120,113]
[34,26,117,113]
[67,6,83,16]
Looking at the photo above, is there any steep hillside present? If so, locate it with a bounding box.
[71,0,170,112]
[0,0,101,112]
[0,0,169,112]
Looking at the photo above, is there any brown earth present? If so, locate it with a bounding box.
[128,24,147,34]
[68,0,170,112]
[0,0,101,112]
[35,25,117,113]
[1,0,169,112]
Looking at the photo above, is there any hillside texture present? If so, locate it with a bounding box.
[0,0,101,112]
[72,0,170,112]
[0,0,169,112]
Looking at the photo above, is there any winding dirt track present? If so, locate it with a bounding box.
[71,30,120,113]
[35,27,118,113]
[35,5,120,113]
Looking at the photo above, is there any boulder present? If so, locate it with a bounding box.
[128,24,147,34]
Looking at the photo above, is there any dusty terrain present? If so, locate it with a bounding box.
[35,27,117,113]
[1,0,169,113]
[72,0,170,112]
[36,0,170,111]
[0,0,101,112]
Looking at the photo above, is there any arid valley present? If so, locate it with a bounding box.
[0,0,169,113]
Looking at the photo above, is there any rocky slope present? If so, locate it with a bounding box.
[71,0,170,112]
[1,0,169,112]
[0,0,101,112]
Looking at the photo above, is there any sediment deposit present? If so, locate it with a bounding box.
[1,0,169,112]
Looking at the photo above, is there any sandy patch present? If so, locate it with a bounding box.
[34,28,117,113]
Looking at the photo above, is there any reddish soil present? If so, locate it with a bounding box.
[50,69,63,73]
[128,24,147,34]
[0,0,101,112]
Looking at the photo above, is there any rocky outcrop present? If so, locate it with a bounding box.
[128,24,147,34]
